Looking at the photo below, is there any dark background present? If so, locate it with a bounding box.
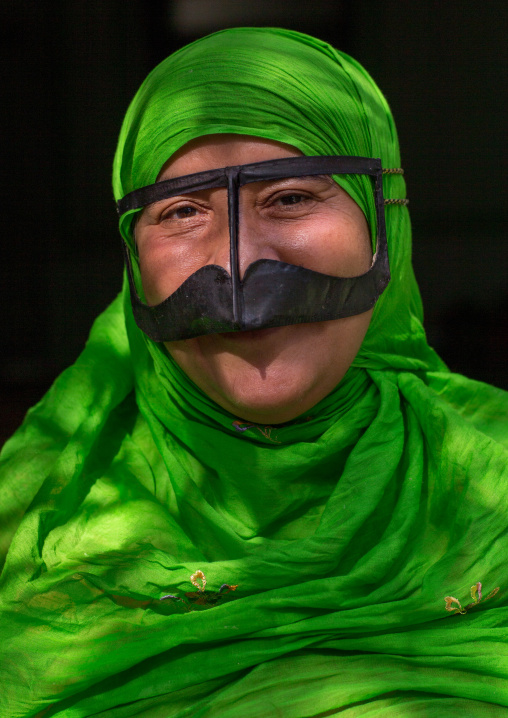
[1,0,507,444]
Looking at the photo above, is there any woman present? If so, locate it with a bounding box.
[1,27,507,717]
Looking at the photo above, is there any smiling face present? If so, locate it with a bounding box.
[135,134,373,424]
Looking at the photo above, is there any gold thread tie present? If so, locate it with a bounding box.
[383,168,404,174]
[384,198,409,206]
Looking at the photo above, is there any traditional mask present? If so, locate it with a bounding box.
[117,155,390,342]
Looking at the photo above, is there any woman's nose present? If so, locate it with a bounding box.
[209,204,280,280]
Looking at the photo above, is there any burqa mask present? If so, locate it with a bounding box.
[117,155,392,342]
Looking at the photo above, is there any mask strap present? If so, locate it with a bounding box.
[374,168,388,261]
[226,167,241,326]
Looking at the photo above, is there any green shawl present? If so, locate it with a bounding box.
[1,27,508,718]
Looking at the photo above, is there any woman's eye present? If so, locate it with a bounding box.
[277,194,306,206]
[163,205,199,220]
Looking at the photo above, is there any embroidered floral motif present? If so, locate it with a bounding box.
[160,571,238,611]
[232,420,281,443]
[444,582,499,615]
[190,569,206,591]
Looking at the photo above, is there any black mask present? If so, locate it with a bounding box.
[117,155,390,342]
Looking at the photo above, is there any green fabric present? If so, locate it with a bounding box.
[1,26,508,718]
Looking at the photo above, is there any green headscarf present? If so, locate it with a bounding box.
[1,27,508,718]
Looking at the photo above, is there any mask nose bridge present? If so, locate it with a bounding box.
[226,166,242,326]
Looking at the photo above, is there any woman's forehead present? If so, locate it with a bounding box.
[157,134,303,181]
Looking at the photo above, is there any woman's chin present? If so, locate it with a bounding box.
[193,358,328,424]
[213,379,312,425]
[167,339,316,423]
[164,317,368,424]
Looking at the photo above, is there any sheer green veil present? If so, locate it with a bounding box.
[1,27,508,718]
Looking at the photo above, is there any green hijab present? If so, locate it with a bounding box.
[1,27,508,718]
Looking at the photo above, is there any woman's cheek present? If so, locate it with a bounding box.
[137,235,204,304]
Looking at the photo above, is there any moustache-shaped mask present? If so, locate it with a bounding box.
[117,155,392,342]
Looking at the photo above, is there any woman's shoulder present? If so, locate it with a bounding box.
[423,370,508,449]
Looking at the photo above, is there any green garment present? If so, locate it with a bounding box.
[1,27,508,717]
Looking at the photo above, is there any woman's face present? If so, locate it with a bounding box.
[135,135,373,424]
